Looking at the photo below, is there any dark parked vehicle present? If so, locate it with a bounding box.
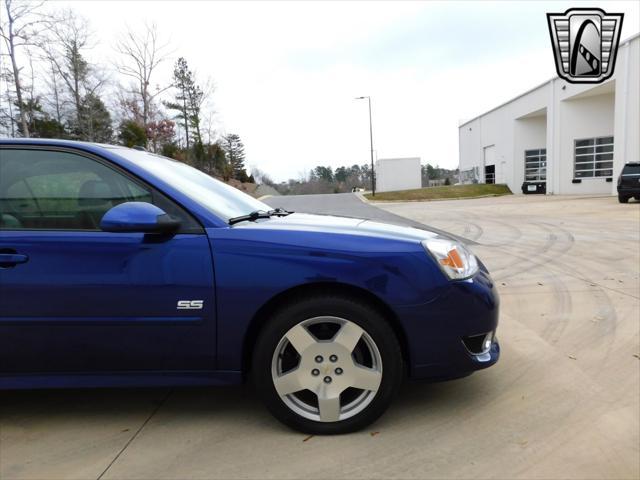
[617,162,640,203]
[0,139,500,434]
[521,181,546,195]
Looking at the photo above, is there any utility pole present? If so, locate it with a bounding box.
[356,96,375,196]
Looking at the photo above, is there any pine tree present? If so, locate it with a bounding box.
[165,57,207,165]
[204,142,228,175]
[223,134,248,181]
[77,93,112,142]
[165,57,192,150]
[14,98,65,138]
[118,120,147,147]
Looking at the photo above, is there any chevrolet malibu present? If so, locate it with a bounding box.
[0,140,499,434]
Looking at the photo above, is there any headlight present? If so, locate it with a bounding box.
[421,237,479,280]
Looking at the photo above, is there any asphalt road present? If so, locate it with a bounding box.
[2,195,638,479]
[263,192,470,242]
[263,192,427,227]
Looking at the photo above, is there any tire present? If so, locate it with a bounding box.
[618,195,629,203]
[252,294,403,434]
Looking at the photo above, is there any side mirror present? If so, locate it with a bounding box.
[100,202,180,234]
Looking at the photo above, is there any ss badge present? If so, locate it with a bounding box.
[177,300,204,310]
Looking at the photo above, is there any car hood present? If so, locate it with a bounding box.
[234,212,440,243]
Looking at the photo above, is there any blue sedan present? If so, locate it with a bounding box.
[0,139,499,434]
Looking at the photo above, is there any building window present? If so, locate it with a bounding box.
[574,136,613,179]
[524,149,546,182]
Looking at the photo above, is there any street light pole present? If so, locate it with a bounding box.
[356,96,375,196]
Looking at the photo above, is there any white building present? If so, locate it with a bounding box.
[459,34,639,195]
[375,157,421,192]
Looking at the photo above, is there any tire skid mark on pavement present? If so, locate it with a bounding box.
[488,221,575,279]
[537,270,573,347]
[468,216,523,248]
[461,221,484,242]
[485,215,625,387]
[374,196,638,479]
[454,215,622,366]
[474,220,573,346]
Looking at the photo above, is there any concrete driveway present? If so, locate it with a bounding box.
[1,195,638,479]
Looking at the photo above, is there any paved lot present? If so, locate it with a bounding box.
[262,192,405,221]
[1,194,639,479]
[263,192,468,241]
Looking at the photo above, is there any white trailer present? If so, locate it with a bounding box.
[375,157,421,193]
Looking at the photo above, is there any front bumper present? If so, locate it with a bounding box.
[393,268,500,380]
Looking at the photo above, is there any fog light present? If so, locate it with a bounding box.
[482,332,494,352]
[462,331,494,355]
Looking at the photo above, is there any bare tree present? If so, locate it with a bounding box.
[41,9,108,140]
[0,0,48,137]
[202,108,217,145]
[0,68,16,136]
[48,9,89,129]
[43,56,65,127]
[22,44,37,130]
[114,23,171,133]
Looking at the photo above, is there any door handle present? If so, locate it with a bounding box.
[0,253,29,268]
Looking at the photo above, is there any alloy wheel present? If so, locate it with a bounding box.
[271,316,383,422]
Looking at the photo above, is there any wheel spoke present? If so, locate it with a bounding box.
[317,394,341,422]
[332,321,364,353]
[273,369,306,396]
[285,324,317,355]
[350,365,382,392]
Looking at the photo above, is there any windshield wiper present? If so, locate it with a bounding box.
[228,210,272,225]
[268,208,293,217]
[228,208,293,226]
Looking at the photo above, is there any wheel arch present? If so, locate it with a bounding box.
[241,282,410,378]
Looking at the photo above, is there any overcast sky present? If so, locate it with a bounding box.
[58,0,639,181]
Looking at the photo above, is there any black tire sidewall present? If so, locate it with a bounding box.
[252,295,403,434]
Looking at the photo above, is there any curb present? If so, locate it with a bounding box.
[353,192,370,204]
[366,193,513,204]
[257,195,272,201]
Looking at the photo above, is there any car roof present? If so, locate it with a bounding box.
[0,138,146,165]
[0,138,127,150]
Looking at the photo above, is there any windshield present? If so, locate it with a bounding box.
[622,164,640,175]
[113,148,271,222]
